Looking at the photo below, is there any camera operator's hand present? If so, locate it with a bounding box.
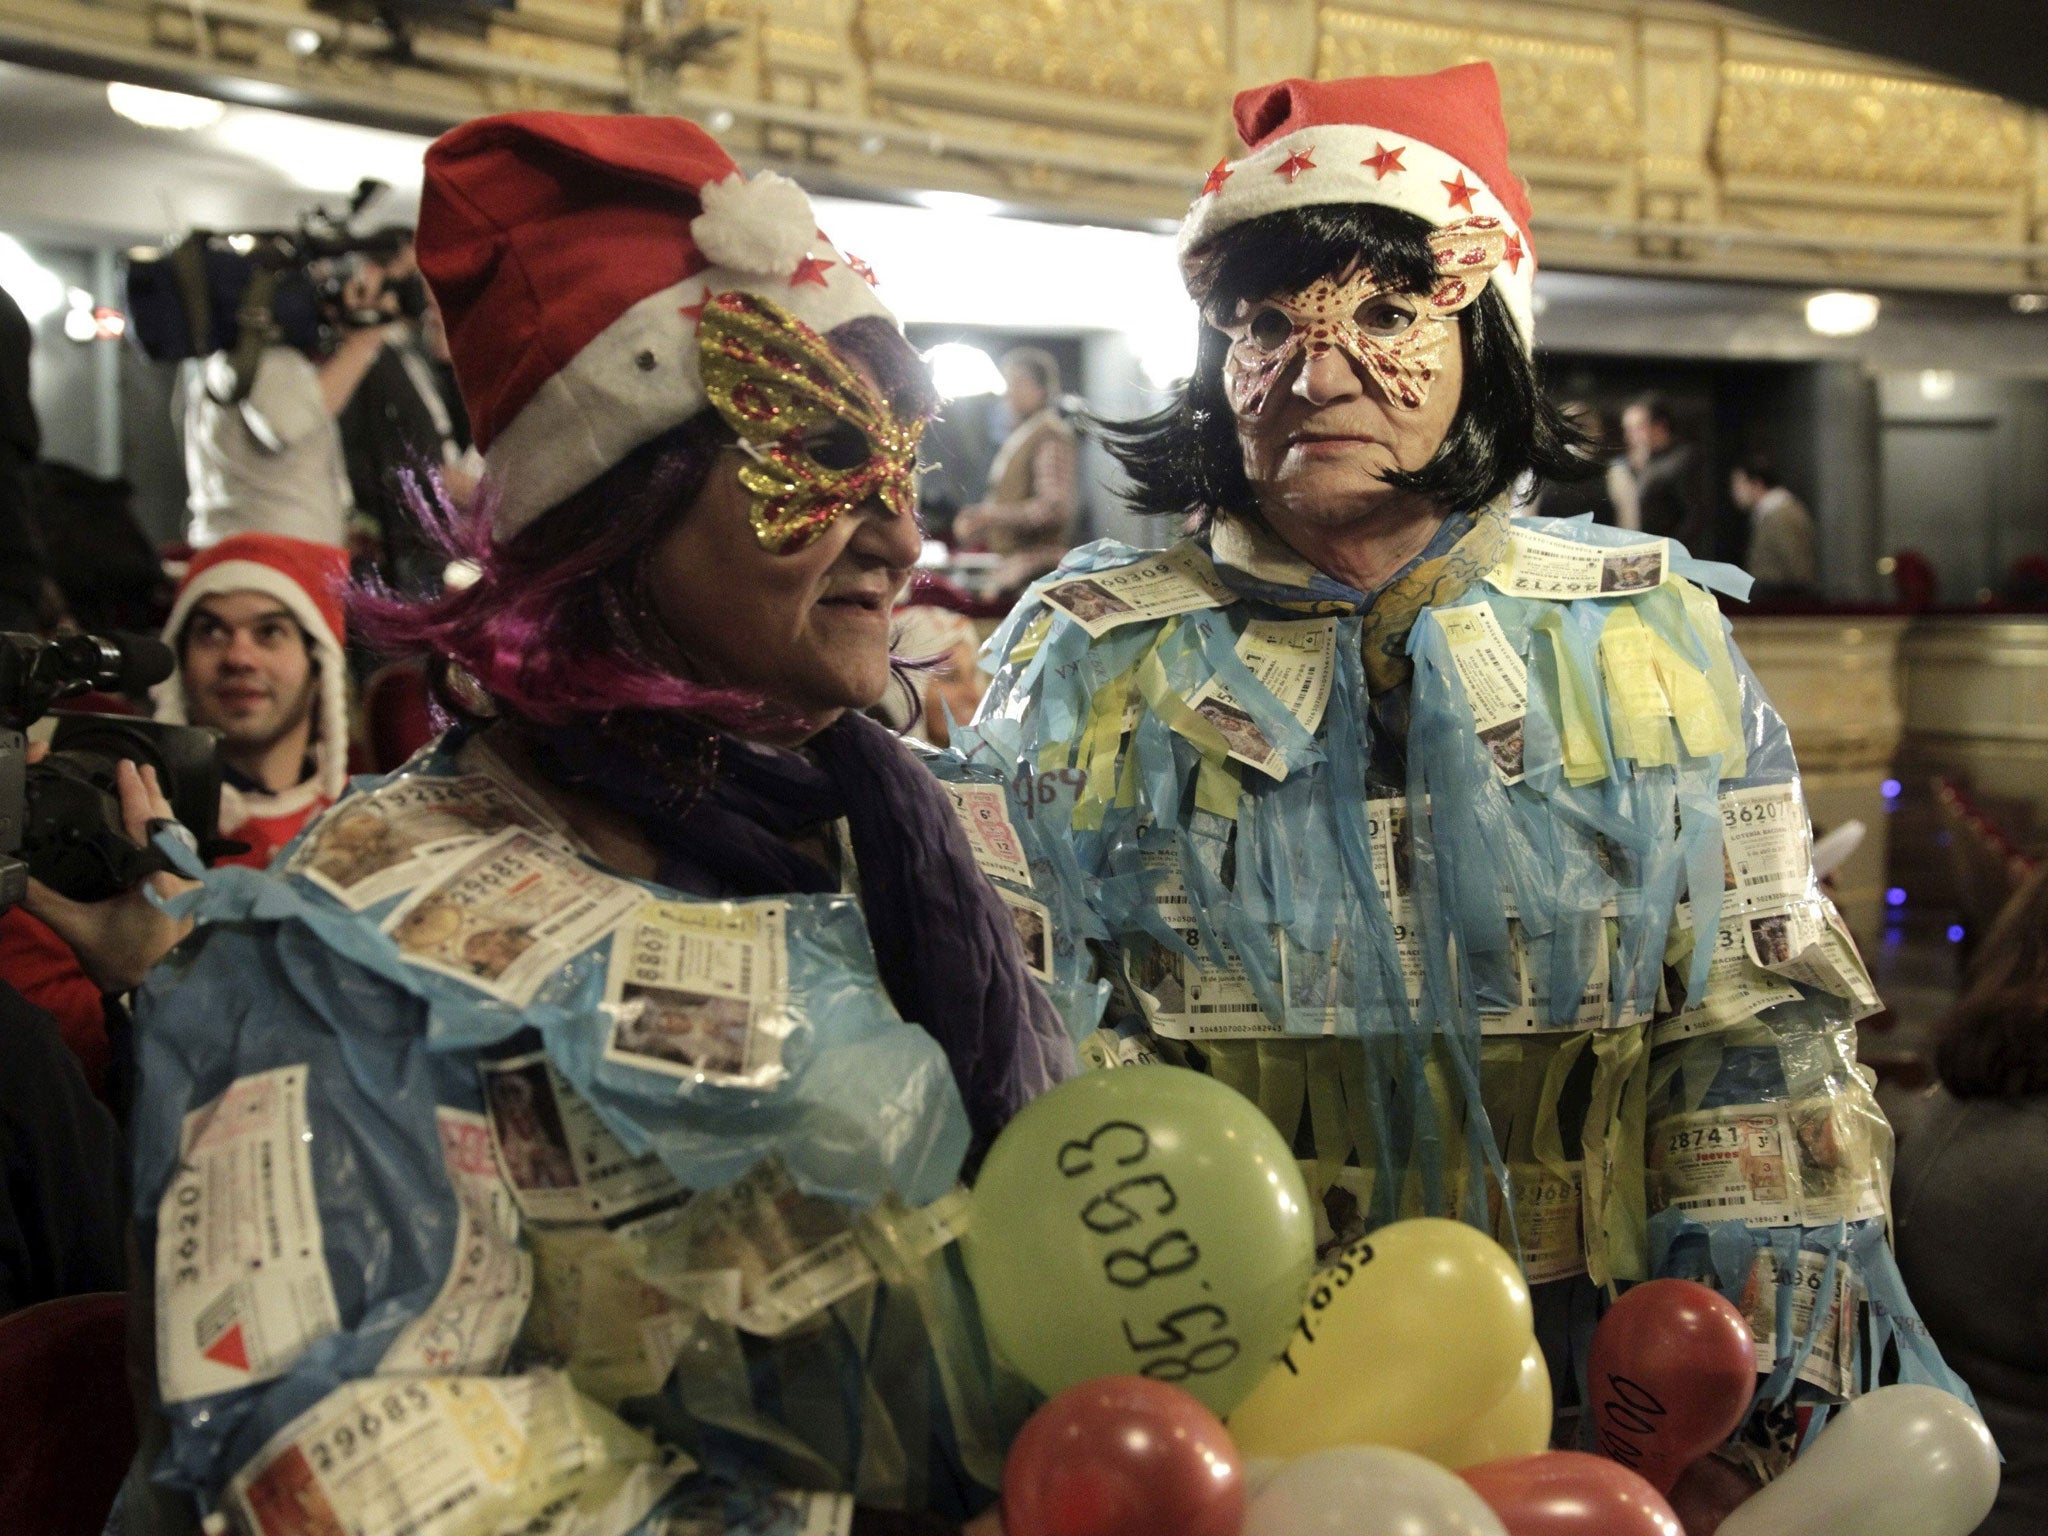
[22,754,198,994]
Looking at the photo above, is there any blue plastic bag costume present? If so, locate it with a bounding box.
[961,503,1971,1452]
[130,729,1024,1535]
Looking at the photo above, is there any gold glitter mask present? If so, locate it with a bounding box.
[698,290,925,554]
[1216,217,1508,418]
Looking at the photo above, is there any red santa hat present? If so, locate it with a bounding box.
[417,111,897,541]
[155,533,352,814]
[1178,64,1536,347]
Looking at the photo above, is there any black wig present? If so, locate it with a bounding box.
[1105,204,1592,522]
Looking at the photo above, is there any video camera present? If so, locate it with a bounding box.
[0,633,229,909]
[125,178,414,391]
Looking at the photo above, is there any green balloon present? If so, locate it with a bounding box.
[962,1065,1314,1418]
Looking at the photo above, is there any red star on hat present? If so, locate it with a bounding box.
[679,295,708,322]
[1503,232,1525,274]
[1275,147,1317,182]
[1442,171,1476,211]
[1202,159,1233,196]
[1362,141,1406,179]
[843,253,879,287]
[789,253,834,287]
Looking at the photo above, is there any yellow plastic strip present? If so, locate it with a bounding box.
[1536,611,1609,788]
[1677,579,1749,780]
[1600,606,1677,768]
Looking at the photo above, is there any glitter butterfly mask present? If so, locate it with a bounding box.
[1215,218,1508,418]
[698,290,925,553]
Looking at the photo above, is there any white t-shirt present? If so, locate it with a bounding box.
[182,346,353,549]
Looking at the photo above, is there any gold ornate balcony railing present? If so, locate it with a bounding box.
[3,0,2044,291]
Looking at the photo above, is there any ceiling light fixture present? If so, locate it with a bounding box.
[106,82,225,131]
[1803,290,1880,337]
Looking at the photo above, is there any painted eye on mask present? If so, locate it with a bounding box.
[800,419,873,472]
[1354,297,1418,338]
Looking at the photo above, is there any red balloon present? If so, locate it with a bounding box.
[1001,1376,1246,1536]
[1666,1454,1760,1536]
[1587,1280,1757,1494]
[1462,1451,1682,1536]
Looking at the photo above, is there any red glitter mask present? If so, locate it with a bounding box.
[1215,217,1508,418]
[698,290,924,554]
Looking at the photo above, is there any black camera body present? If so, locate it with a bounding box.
[0,633,228,907]
[125,177,403,373]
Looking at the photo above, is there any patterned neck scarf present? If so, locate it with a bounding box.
[1207,497,1512,692]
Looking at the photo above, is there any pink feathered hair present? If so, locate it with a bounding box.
[353,316,938,731]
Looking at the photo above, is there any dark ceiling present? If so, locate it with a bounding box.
[1712,2,2048,110]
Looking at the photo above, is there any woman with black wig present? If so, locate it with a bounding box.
[969,64,1968,1456]
[120,113,1066,1535]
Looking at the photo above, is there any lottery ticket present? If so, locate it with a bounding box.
[1742,900,1880,1014]
[1483,921,1611,1034]
[480,1053,685,1224]
[1649,1097,1886,1229]
[380,1109,532,1375]
[1741,1248,1859,1398]
[1000,888,1055,981]
[603,900,794,1089]
[662,1159,877,1336]
[1487,526,1668,601]
[1503,1162,1587,1284]
[1127,849,1274,1038]
[291,772,568,910]
[1437,604,1528,784]
[1654,916,1804,1044]
[224,1371,669,1536]
[1040,545,1232,637]
[383,828,643,1006]
[1719,784,1812,909]
[940,781,1034,886]
[156,1065,342,1403]
[1184,618,1338,781]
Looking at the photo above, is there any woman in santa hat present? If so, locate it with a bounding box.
[120,114,1066,1535]
[968,63,1969,1471]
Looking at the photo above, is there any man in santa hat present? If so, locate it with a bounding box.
[969,62,1967,1463]
[153,532,353,870]
[0,534,351,1102]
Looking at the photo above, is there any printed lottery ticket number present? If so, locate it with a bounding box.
[1057,1120,1242,1384]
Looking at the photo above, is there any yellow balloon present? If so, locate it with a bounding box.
[1227,1218,1534,1459]
[1413,1341,1553,1470]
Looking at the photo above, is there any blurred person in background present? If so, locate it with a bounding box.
[1731,451,1817,598]
[1533,400,1619,524]
[1893,863,2048,1536]
[1620,392,1708,551]
[334,232,477,592]
[179,250,404,550]
[953,346,1077,597]
[894,602,990,747]
[0,283,52,631]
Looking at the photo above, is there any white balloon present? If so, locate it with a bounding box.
[1244,1446,1509,1536]
[1718,1385,1999,1536]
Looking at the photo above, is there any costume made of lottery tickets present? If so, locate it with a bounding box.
[126,729,1051,1535]
[960,501,1973,1457]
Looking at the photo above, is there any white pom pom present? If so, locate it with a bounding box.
[692,171,818,276]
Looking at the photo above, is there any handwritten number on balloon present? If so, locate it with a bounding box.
[1277,1241,1373,1375]
[1080,1174,1179,1234]
[1057,1121,1150,1179]
[1122,1303,1229,1353]
[1141,1338,1241,1382]
[1104,1229,1200,1288]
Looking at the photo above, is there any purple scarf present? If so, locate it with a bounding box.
[536,710,1072,1157]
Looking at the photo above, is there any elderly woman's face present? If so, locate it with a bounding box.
[642,438,922,721]
[1223,264,1467,528]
